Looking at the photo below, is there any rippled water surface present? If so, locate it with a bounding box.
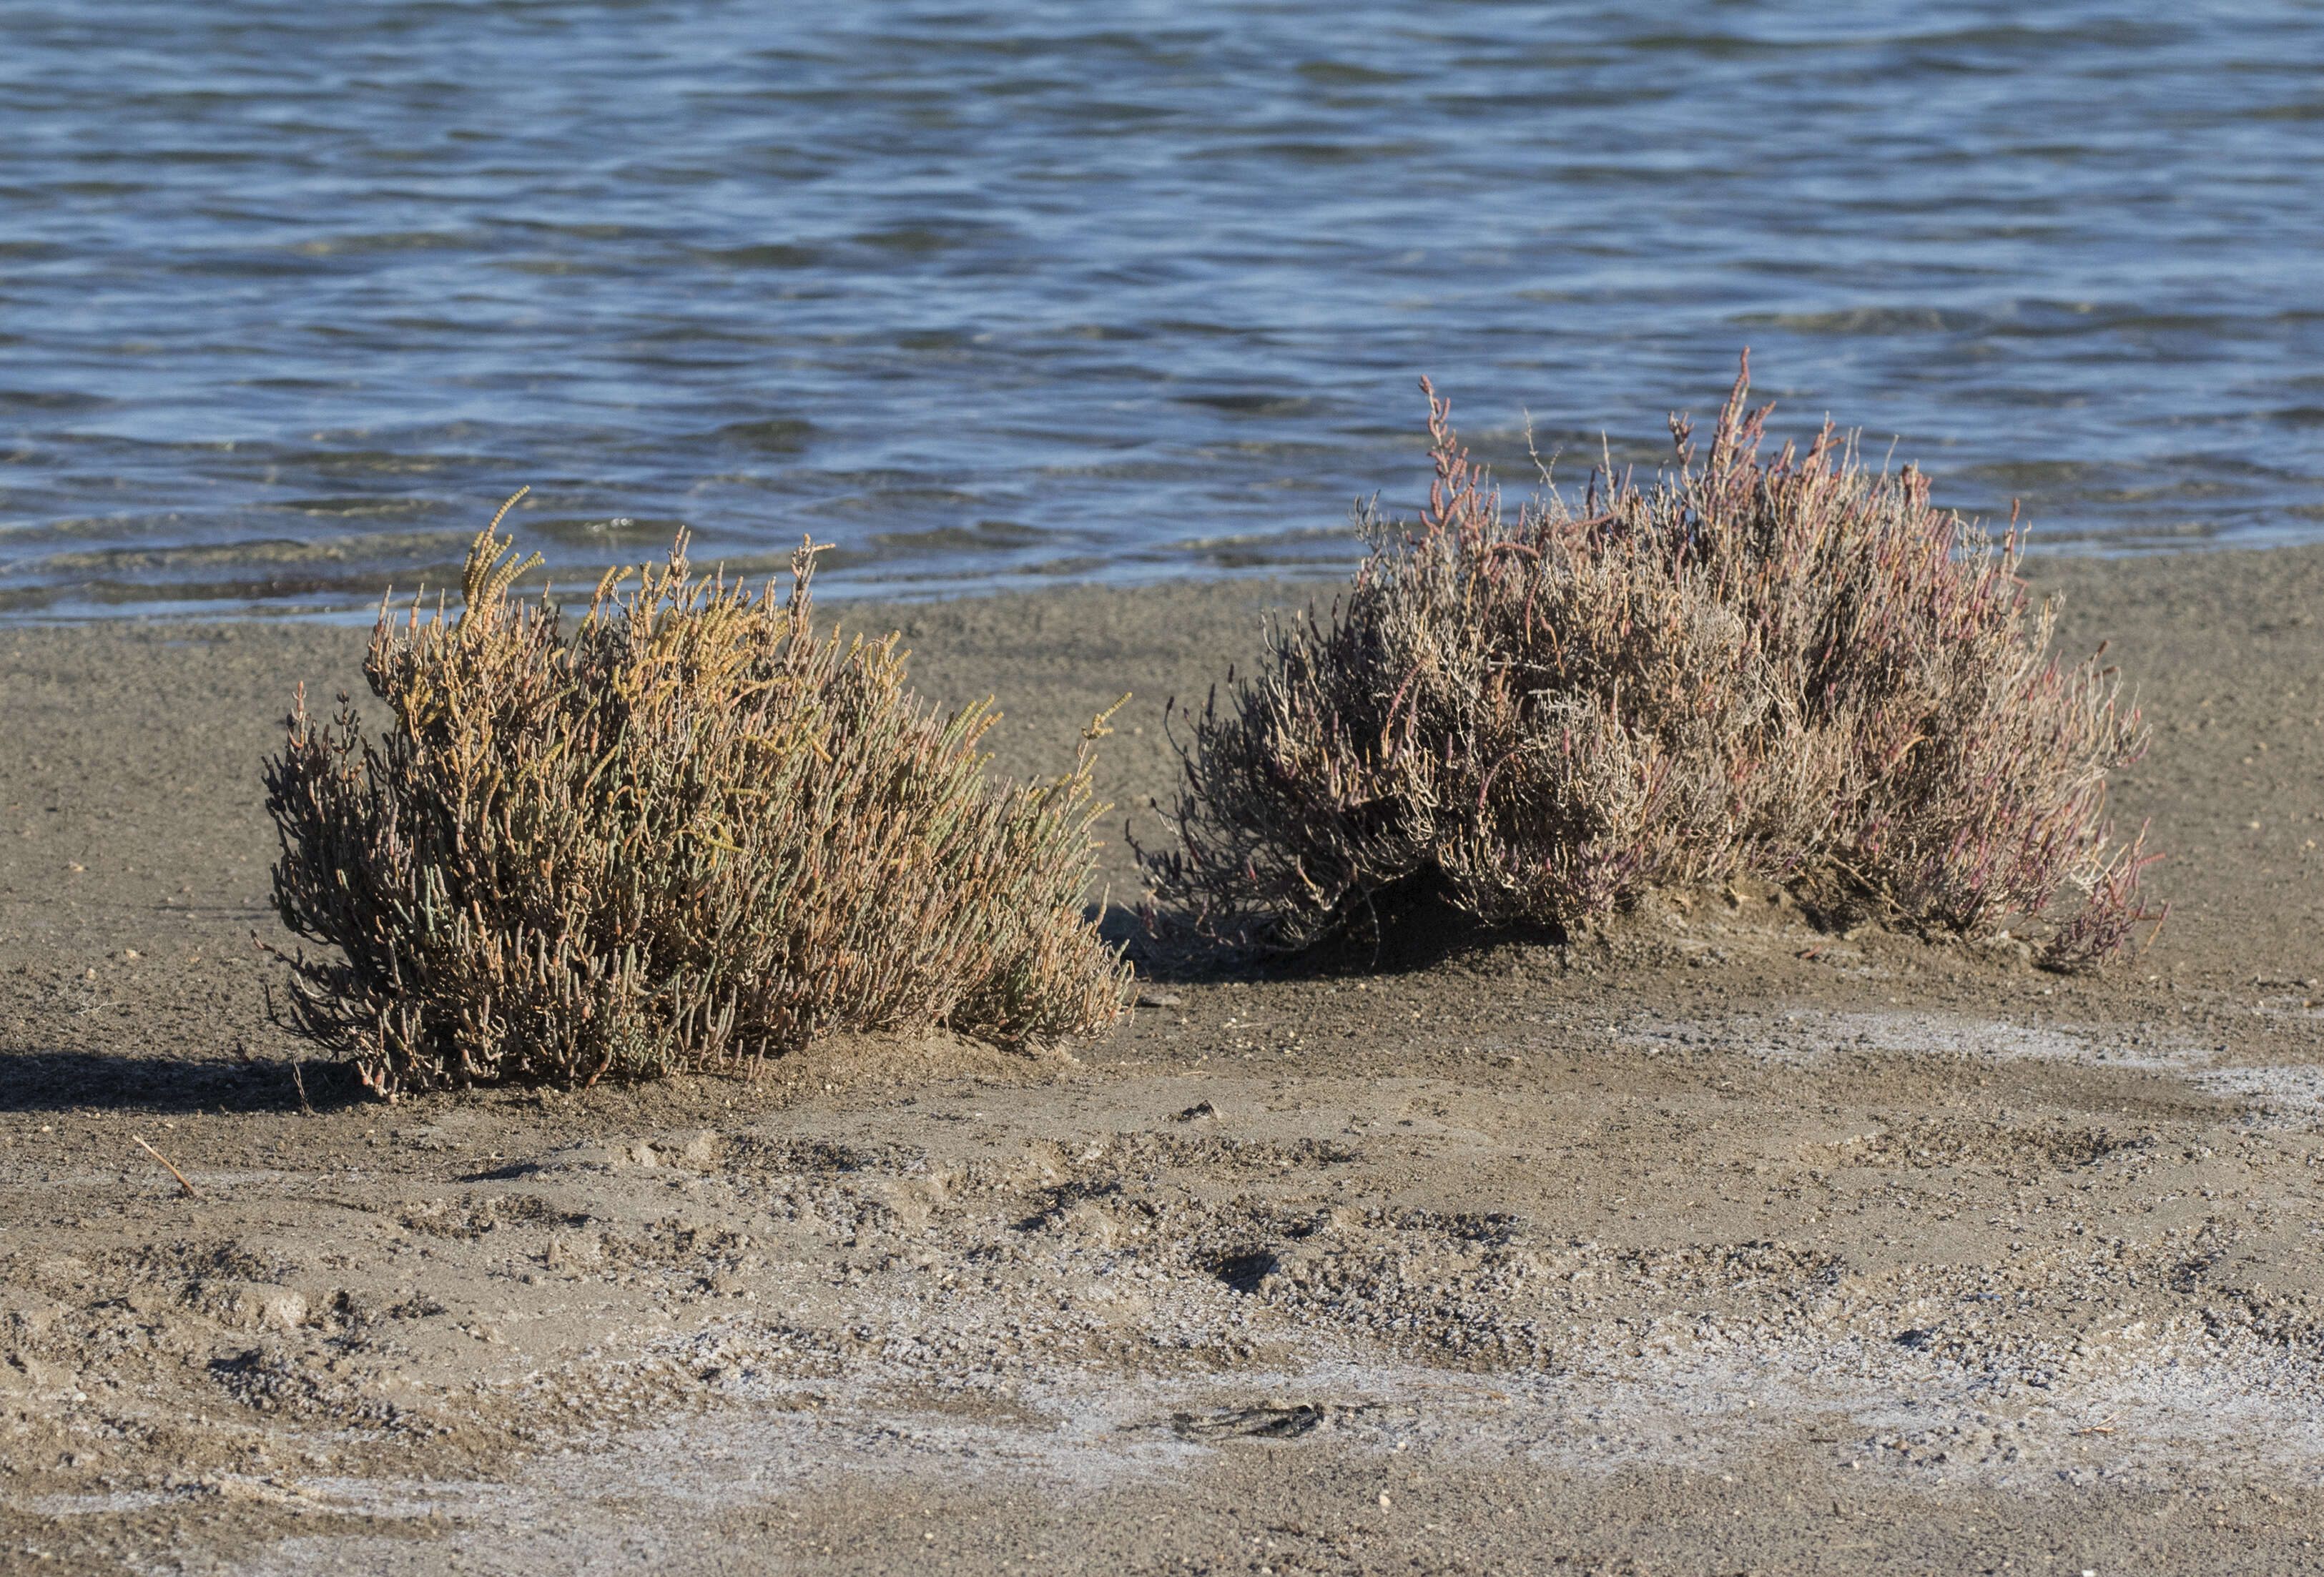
[4,2,2320,618]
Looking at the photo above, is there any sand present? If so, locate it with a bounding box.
[4,547,2324,1574]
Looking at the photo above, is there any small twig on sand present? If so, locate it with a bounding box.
[2069,1414,2119,1437]
[133,1134,197,1198]
[291,1061,315,1117]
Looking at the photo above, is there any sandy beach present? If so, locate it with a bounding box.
[6,545,2324,1574]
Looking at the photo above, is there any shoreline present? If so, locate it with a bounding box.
[5,544,2323,1572]
[4,525,2314,632]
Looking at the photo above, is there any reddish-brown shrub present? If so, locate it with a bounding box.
[1143,356,2161,968]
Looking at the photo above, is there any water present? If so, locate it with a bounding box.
[4,1,2320,621]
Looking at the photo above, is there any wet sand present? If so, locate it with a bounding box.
[5,547,2324,1574]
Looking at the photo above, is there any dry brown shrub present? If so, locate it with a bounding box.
[265,512,1128,1097]
[1143,356,2162,968]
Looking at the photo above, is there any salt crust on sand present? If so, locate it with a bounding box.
[1626,1008,2324,1125]
[33,1009,2324,1571]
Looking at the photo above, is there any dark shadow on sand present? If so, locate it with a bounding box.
[0,1046,368,1115]
[1101,867,1572,987]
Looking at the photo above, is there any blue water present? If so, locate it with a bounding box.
[4,1,2320,620]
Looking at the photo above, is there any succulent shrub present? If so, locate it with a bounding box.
[265,515,1128,1096]
[1143,356,2161,968]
